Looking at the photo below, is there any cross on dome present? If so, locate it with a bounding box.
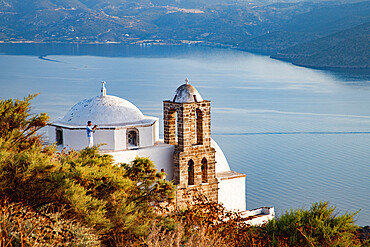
[101,81,107,96]
[172,78,203,103]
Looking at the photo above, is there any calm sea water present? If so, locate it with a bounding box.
[0,44,369,225]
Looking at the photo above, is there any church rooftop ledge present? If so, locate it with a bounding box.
[163,100,210,104]
[240,207,275,220]
[216,171,246,181]
[50,116,157,129]
[99,141,173,153]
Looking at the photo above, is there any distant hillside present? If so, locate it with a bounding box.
[0,0,320,43]
[239,31,320,54]
[0,0,369,68]
[284,0,370,33]
[1,0,368,45]
[240,0,370,53]
[271,22,370,68]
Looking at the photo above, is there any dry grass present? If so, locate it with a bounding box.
[0,200,101,247]
[145,222,227,247]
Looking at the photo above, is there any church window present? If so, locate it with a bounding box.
[188,159,194,186]
[56,128,63,145]
[127,128,139,148]
[201,157,208,183]
[196,109,203,145]
[193,95,198,102]
[167,109,179,145]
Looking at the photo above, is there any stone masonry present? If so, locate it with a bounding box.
[163,100,218,207]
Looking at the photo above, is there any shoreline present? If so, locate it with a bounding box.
[270,55,370,70]
[0,41,368,70]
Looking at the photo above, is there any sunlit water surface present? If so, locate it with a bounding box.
[0,44,369,225]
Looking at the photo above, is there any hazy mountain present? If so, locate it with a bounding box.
[240,0,370,53]
[284,0,370,33]
[272,22,370,68]
[0,0,305,42]
[1,0,367,43]
[0,0,369,68]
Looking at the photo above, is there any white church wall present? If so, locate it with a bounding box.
[107,143,175,180]
[114,129,127,150]
[138,126,155,148]
[63,129,87,150]
[49,125,158,151]
[93,129,115,150]
[153,121,159,142]
[218,176,246,211]
[48,126,56,144]
[139,143,174,179]
[59,129,115,150]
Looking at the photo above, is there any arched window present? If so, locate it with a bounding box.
[127,128,139,148]
[201,157,207,183]
[188,159,194,186]
[196,109,203,145]
[56,128,63,145]
[167,108,178,145]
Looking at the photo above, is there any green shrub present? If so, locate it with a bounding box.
[264,201,361,246]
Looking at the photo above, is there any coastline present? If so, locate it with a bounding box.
[270,55,370,70]
[0,41,369,71]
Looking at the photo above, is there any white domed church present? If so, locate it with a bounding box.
[49,80,272,218]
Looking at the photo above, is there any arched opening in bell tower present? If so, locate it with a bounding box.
[201,157,208,183]
[195,108,203,145]
[188,159,195,185]
[168,108,178,145]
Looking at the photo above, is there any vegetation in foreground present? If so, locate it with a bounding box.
[0,94,367,246]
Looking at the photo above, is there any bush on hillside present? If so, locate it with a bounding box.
[0,93,49,150]
[0,200,101,246]
[263,201,361,246]
[0,94,175,244]
[157,199,363,247]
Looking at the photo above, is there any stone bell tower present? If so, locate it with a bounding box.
[163,78,218,207]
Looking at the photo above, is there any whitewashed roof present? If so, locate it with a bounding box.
[173,82,203,103]
[56,95,147,126]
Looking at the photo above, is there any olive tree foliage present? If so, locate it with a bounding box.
[0,94,175,244]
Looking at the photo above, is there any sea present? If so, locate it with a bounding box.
[0,43,369,226]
